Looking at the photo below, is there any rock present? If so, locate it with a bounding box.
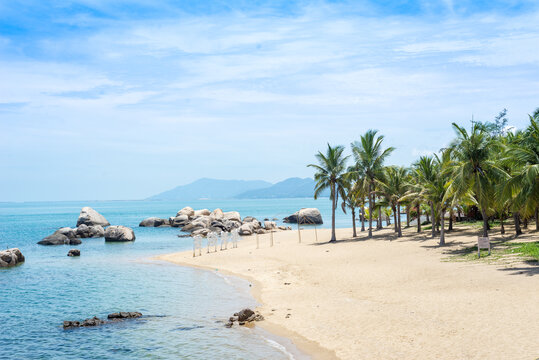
[239,223,253,235]
[255,229,267,234]
[264,218,269,221]
[0,248,25,268]
[194,209,211,217]
[81,316,105,327]
[38,232,82,245]
[176,206,195,218]
[264,221,276,230]
[104,226,136,242]
[139,217,168,227]
[225,322,233,328]
[169,215,189,227]
[76,207,110,227]
[278,226,287,231]
[67,249,80,257]
[107,312,142,319]
[283,208,323,224]
[76,224,104,238]
[236,308,255,322]
[56,227,78,239]
[192,228,210,237]
[63,321,80,329]
[181,216,211,232]
[223,211,241,223]
[242,216,257,223]
[210,208,224,220]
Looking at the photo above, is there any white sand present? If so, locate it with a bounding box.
[157,224,539,360]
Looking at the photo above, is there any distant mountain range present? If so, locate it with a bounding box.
[147,177,329,200]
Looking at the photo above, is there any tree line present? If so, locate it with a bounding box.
[308,108,539,244]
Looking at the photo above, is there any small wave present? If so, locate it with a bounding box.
[264,338,295,360]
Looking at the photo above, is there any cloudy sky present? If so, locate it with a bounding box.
[1,0,539,201]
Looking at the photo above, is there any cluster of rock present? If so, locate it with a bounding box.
[283,208,323,225]
[140,206,291,237]
[0,248,25,268]
[225,308,264,328]
[38,207,135,245]
[63,312,142,329]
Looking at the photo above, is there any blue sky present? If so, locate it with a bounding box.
[1,0,539,201]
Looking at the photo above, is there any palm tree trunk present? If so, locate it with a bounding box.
[393,205,398,233]
[352,207,357,238]
[417,204,421,233]
[481,207,488,238]
[500,215,505,235]
[523,217,528,229]
[406,205,410,228]
[361,205,365,232]
[377,206,383,229]
[429,202,435,238]
[330,182,336,242]
[397,203,402,237]
[535,207,538,231]
[457,208,461,222]
[386,213,391,226]
[368,183,373,238]
[448,209,453,231]
[514,212,522,236]
[426,210,430,223]
[439,209,446,246]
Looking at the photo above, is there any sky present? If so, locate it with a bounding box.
[1,0,539,201]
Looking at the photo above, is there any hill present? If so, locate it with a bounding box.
[235,177,329,199]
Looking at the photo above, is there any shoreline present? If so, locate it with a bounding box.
[156,225,539,360]
[153,253,337,360]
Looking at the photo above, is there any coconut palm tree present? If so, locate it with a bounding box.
[446,123,509,238]
[378,166,408,237]
[411,156,438,238]
[308,144,350,242]
[351,130,395,238]
[341,177,364,238]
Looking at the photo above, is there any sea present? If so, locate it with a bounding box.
[0,198,363,360]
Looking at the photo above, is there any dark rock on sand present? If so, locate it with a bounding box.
[225,308,264,328]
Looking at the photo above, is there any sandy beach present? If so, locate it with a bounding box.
[157,225,539,360]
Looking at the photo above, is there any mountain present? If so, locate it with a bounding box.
[148,178,272,200]
[235,177,329,199]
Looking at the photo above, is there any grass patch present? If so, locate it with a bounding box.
[454,220,502,228]
[445,241,539,263]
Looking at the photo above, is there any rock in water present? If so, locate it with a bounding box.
[38,232,82,245]
[226,308,264,327]
[139,217,167,227]
[76,224,105,238]
[176,206,195,218]
[0,248,25,268]
[107,312,142,319]
[56,227,78,239]
[283,208,323,224]
[76,207,110,227]
[104,226,136,242]
[169,215,189,227]
[67,249,80,257]
[236,309,255,322]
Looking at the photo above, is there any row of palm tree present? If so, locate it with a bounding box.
[308,109,539,245]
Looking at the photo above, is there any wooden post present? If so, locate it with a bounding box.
[256,232,259,249]
[314,224,318,243]
[270,230,274,247]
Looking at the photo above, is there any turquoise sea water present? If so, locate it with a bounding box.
[0,198,356,360]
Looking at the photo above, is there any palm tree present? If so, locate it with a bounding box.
[308,144,350,242]
[378,166,408,237]
[447,123,508,238]
[341,178,363,238]
[351,130,395,238]
[411,156,438,238]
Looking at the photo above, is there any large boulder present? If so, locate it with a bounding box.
[264,221,276,230]
[176,206,195,218]
[76,207,110,227]
[192,228,210,237]
[210,208,224,220]
[243,217,261,230]
[139,217,168,227]
[56,227,78,240]
[194,209,211,217]
[223,211,241,223]
[76,224,104,238]
[104,226,135,242]
[0,248,25,268]
[181,216,211,232]
[169,215,189,227]
[38,232,82,245]
[283,208,323,225]
[239,223,254,236]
